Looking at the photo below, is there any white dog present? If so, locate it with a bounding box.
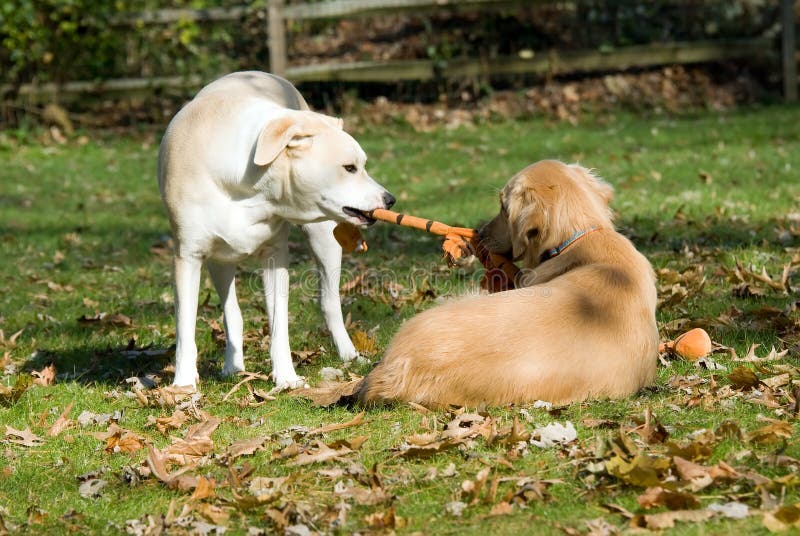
[158,71,394,389]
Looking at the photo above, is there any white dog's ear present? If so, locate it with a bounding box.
[319,115,343,130]
[254,116,304,166]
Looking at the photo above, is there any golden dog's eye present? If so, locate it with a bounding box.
[343,164,357,173]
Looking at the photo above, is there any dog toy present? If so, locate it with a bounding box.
[658,328,712,361]
[333,208,520,293]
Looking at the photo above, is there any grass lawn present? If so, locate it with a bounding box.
[1,105,799,534]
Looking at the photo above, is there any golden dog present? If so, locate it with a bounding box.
[359,160,658,407]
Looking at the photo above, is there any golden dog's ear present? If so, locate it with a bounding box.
[510,201,545,261]
[254,116,307,166]
[570,164,614,205]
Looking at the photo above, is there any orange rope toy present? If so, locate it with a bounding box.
[333,208,520,293]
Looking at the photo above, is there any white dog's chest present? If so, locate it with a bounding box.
[203,199,288,263]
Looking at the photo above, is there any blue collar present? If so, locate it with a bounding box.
[539,227,600,262]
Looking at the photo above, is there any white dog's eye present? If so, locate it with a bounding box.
[343,164,357,173]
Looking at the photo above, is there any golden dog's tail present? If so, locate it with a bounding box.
[356,364,394,406]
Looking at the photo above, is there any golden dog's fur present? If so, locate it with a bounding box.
[359,160,658,407]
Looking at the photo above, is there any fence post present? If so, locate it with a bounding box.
[782,0,797,102]
[268,0,287,77]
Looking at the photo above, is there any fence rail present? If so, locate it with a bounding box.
[2,0,797,103]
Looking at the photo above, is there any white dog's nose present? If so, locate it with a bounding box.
[383,191,396,209]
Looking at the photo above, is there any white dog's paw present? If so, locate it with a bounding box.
[338,343,359,362]
[333,336,359,363]
[271,373,309,393]
[172,369,199,390]
[221,361,246,378]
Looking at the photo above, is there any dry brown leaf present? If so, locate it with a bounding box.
[328,435,368,451]
[190,477,216,501]
[665,431,716,462]
[747,419,794,445]
[728,366,760,390]
[136,385,198,408]
[672,456,737,491]
[605,453,670,488]
[734,343,790,363]
[582,418,617,429]
[4,425,45,447]
[105,428,146,455]
[32,363,56,386]
[637,486,700,510]
[763,503,800,531]
[351,330,377,355]
[77,312,133,327]
[159,417,219,462]
[165,436,214,459]
[224,437,269,460]
[0,375,32,407]
[335,484,393,505]
[147,409,189,435]
[364,507,404,530]
[631,509,714,530]
[307,411,366,436]
[289,440,352,466]
[194,502,229,525]
[145,445,199,491]
[489,501,514,516]
[47,402,74,437]
[291,346,324,366]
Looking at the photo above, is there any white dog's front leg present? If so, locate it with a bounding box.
[207,261,245,377]
[302,221,358,361]
[173,255,202,388]
[262,233,305,389]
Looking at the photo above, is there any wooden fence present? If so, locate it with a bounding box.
[3,0,798,103]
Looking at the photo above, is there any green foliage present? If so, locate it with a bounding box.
[0,0,246,86]
[0,0,121,84]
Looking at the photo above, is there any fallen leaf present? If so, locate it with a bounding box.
[307,412,366,436]
[190,477,216,501]
[672,456,737,491]
[0,375,32,406]
[165,418,218,461]
[489,501,513,516]
[708,501,749,519]
[637,486,699,510]
[530,421,576,448]
[747,419,793,444]
[364,507,404,529]
[224,437,269,460]
[289,440,352,466]
[104,426,146,455]
[194,502,229,525]
[145,445,199,491]
[351,330,377,355]
[763,503,800,531]
[631,509,714,530]
[605,453,670,488]
[78,478,107,499]
[335,482,393,505]
[31,363,56,386]
[147,409,189,435]
[4,426,45,447]
[47,402,74,437]
[728,366,760,390]
[77,312,133,327]
[445,501,467,517]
